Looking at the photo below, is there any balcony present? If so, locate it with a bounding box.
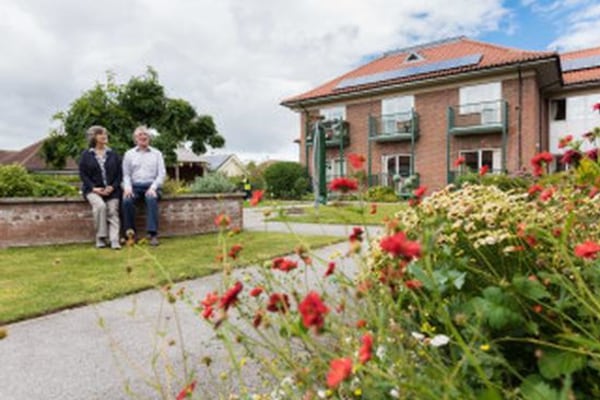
[306,119,350,148]
[448,99,507,135]
[369,111,419,142]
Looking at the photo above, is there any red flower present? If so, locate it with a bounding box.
[266,293,290,313]
[586,148,598,162]
[405,279,423,290]
[214,213,231,227]
[453,156,466,167]
[558,134,573,149]
[349,227,363,242]
[228,244,243,259]
[249,189,264,206]
[540,187,555,202]
[253,311,263,328]
[369,203,377,215]
[379,232,422,261]
[528,184,544,196]
[201,291,219,307]
[574,241,600,259]
[249,287,264,297]
[479,165,489,176]
[356,319,367,329]
[531,152,553,177]
[358,333,373,364]
[298,291,330,330]
[413,185,427,199]
[593,102,600,111]
[326,358,353,388]
[590,186,599,198]
[324,261,336,277]
[176,381,197,400]
[560,149,582,165]
[348,153,366,170]
[329,177,359,192]
[272,257,298,272]
[532,304,543,313]
[219,281,243,310]
[201,305,214,320]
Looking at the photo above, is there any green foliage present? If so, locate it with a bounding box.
[31,175,78,197]
[263,161,309,199]
[161,177,190,196]
[364,185,399,202]
[41,67,225,167]
[455,171,532,191]
[0,165,37,197]
[189,173,237,193]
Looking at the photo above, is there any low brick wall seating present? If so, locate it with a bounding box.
[0,193,244,248]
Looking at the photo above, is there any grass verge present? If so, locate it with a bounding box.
[0,231,341,324]
[266,202,407,225]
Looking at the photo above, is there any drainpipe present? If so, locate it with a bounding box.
[517,64,523,169]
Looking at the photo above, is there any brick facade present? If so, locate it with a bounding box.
[0,194,243,248]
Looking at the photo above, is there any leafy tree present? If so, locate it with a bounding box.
[41,68,225,167]
[263,161,309,199]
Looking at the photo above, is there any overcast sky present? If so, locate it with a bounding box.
[1,0,599,163]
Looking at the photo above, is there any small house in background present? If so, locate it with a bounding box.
[199,154,247,177]
[0,140,78,174]
[168,147,208,182]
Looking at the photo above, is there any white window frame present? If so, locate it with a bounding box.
[319,106,346,122]
[381,96,414,134]
[459,148,501,172]
[459,82,502,124]
[381,153,412,188]
[325,158,347,182]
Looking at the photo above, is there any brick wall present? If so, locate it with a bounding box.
[0,194,244,248]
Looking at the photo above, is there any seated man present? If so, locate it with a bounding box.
[121,126,166,246]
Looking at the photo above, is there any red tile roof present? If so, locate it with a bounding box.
[0,140,78,171]
[283,37,557,106]
[560,46,600,86]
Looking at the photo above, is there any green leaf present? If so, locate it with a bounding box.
[520,375,559,400]
[538,349,587,380]
[512,276,551,300]
[471,287,524,330]
[476,387,503,400]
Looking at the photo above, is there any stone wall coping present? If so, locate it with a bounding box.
[0,192,245,204]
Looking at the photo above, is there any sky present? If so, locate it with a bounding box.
[1,0,599,164]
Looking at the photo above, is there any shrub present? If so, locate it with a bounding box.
[0,164,38,197]
[189,172,237,193]
[31,175,78,197]
[161,177,190,196]
[455,171,532,191]
[364,185,399,202]
[263,161,309,199]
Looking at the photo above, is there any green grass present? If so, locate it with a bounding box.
[266,202,407,225]
[0,231,341,324]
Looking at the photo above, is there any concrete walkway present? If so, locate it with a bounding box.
[0,208,381,400]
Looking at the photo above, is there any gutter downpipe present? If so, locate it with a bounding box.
[517,64,523,169]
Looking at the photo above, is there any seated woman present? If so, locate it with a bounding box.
[78,126,122,249]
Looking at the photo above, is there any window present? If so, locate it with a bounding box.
[381,96,414,134]
[319,106,346,122]
[382,154,412,186]
[551,99,566,121]
[459,149,501,172]
[405,52,423,63]
[459,82,502,123]
[325,158,347,182]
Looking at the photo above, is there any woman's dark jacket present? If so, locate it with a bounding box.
[79,148,122,200]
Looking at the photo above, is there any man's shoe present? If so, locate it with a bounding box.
[111,241,121,250]
[96,239,107,248]
[149,236,160,247]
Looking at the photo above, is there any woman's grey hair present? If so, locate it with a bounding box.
[133,125,151,142]
[86,125,108,148]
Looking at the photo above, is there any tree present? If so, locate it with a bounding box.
[263,161,309,199]
[41,68,225,167]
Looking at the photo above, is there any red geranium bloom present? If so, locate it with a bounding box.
[228,244,243,259]
[560,149,582,165]
[298,291,330,330]
[266,293,290,313]
[531,152,553,177]
[253,311,263,328]
[356,319,367,328]
[326,358,353,388]
[574,240,600,259]
[405,279,423,290]
[324,261,336,277]
[329,177,359,192]
[201,291,219,308]
[558,134,573,149]
[214,213,231,227]
[593,102,600,111]
[453,156,466,167]
[201,305,213,320]
[348,153,366,170]
[380,231,422,261]
[479,165,489,176]
[586,148,598,162]
[249,189,264,206]
[589,186,599,198]
[349,226,364,242]
[358,333,373,364]
[272,257,298,272]
[413,185,427,199]
[249,287,264,297]
[540,187,555,202]
[176,381,197,400]
[219,281,243,310]
[528,184,544,196]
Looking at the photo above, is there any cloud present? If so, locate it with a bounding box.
[1,0,515,161]
[547,3,600,50]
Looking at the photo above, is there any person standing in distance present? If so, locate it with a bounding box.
[78,125,122,249]
[121,126,166,246]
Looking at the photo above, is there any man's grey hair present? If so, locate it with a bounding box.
[86,125,108,148]
[133,125,151,142]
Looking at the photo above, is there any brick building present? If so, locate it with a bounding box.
[281,37,600,192]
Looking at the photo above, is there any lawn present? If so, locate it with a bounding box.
[0,231,341,324]
[265,202,407,225]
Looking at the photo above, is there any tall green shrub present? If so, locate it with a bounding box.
[189,173,237,193]
[0,165,37,197]
[263,161,309,199]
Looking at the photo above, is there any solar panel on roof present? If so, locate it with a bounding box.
[562,55,600,72]
[335,54,482,90]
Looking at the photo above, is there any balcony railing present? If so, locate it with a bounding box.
[448,99,507,135]
[369,110,419,142]
[306,119,350,148]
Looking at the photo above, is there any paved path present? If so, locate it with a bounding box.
[0,208,381,400]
